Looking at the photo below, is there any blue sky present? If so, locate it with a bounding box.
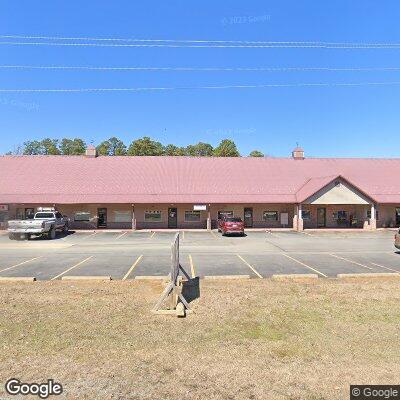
[1,1,400,157]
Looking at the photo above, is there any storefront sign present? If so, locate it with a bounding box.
[193,205,207,211]
[0,205,8,211]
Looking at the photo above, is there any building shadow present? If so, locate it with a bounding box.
[28,230,76,241]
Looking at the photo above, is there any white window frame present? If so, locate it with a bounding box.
[144,210,162,222]
[184,210,201,222]
[263,211,279,221]
[114,211,132,223]
[74,212,91,222]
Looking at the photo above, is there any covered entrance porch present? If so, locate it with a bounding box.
[293,176,378,231]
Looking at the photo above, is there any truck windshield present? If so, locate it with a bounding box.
[225,218,242,222]
[35,213,54,219]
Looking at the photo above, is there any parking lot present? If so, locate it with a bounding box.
[0,229,399,281]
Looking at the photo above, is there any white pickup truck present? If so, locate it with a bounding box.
[7,209,69,240]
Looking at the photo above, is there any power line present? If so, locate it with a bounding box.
[1,81,400,92]
[1,65,400,72]
[2,35,400,47]
[2,41,400,49]
[0,35,330,44]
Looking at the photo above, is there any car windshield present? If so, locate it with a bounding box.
[225,218,242,222]
[35,213,54,219]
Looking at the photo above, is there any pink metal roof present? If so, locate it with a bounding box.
[0,155,400,204]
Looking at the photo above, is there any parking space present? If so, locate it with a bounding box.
[329,252,400,274]
[60,253,144,280]
[285,253,372,277]
[0,254,91,280]
[130,254,171,278]
[0,229,399,281]
[238,253,318,277]
[187,253,258,278]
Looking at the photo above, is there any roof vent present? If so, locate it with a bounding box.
[85,144,97,158]
[292,146,305,160]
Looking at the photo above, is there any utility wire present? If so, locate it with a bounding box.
[1,81,400,92]
[2,41,400,49]
[2,35,400,47]
[1,65,400,72]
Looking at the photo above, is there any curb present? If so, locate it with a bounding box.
[0,277,36,282]
[202,275,251,280]
[337,273,400,279]
[61,276,112,281]
[134,276,168,280]
[271,274,319,281]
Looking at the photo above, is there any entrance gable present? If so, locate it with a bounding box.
[303,178,371,205]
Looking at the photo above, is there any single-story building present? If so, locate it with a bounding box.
[0,145,399,231]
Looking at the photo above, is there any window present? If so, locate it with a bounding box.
[263,211,278,221]
[335,211,348,221]
[35,213,55,219]
[114,211,132,223]
[185,211,201,222]
[367,210,379,220]
[25,208,35,219]
[144,210,162,222]
[218,211,233,219]
[302,210,311,220]
[74,212,91,222]
[225,217,242,222]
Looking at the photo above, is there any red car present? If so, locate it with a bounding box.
[218,216,245,236]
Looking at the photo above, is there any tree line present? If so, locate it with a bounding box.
[6,137,265,157]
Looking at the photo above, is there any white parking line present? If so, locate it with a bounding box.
[210,230,218,238]
[282,253,328,278]
[236,254,263,278]
[369,262,400,274]
[80,232,98,241]
[0,256,43,273]
[329,253,374,270]
[149,232,156,239]
[115,232,128,240]
[189,254,196,278]
[123,255,143,280]
[50,256,94,280]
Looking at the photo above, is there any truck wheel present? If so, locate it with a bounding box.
[48,227,56,240]
[8,233,15,240]
[63,224,69,233]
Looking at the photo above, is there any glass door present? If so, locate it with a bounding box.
[244,208,253,228]
[168,208,177,228]
[97,208,107,228]
[317,207,326,228]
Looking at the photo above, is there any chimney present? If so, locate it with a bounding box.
[292,146,305,160]
[85,144,97,158]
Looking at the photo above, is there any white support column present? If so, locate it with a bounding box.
[292,204,298,231]
[297,204,304,231]
[369,203,377,230]
[207,204,211,231]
